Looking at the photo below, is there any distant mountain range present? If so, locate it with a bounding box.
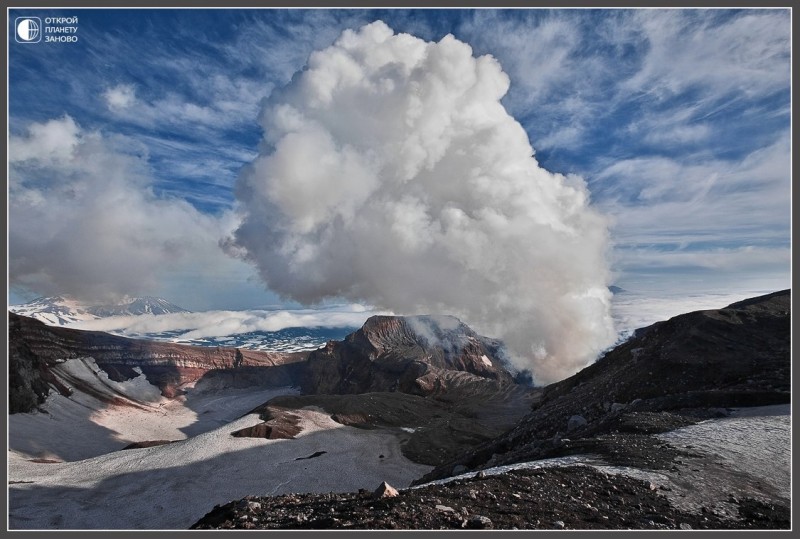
[8,295,188,326]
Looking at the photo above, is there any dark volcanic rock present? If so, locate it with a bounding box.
[191,466,786,530]
[232,316,535,467]
[8,313,73,412]
[231,407,302,440]
[301,315,514,396]
[417,290,790,483]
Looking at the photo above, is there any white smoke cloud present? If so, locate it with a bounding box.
[8,116,233,304]
[229,21,616,384]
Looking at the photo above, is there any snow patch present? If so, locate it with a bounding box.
[9,407,431,529]
[480,354,493,367]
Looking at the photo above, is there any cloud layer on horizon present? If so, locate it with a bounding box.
[68,304,387,341]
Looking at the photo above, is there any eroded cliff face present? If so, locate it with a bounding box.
[8,312,307,410]
[301,315,515,396]
[9,312,521,413]
[10,312,298,369]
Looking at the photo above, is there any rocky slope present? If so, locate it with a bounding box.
[8,312,306,409]
[193,290,791,530]
[417,289,790,482]
[236,387,533,467]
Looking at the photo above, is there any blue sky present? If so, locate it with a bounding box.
[8,8,791,311]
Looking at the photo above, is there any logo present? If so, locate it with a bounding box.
[15,17,41,43]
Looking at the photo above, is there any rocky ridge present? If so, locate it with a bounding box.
[301,314,514,396]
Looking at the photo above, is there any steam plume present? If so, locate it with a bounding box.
[230,21,615,383]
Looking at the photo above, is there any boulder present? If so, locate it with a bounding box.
[567,414,587,431]
[373,482,399,499]
[467,515,493,529]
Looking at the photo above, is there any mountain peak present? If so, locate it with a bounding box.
[9,295,189,326]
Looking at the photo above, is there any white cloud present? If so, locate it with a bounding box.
[642,123,711,146]
[457,10,789,158]
[597,131,790,290]
[615,245,790,272]
[229,21,618,384]
[103,84,136,111]
[625,10,790,99]
[9,115,80,164]
[8,116,239,304]
[458,11,586,107]
[597,131,790,246]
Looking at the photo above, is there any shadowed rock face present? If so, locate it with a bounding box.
[301,315,515,396]
[417,289,791,483]
[7,312,307,410]
[8,318,72,413]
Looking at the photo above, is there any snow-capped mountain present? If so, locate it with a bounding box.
[9,295,189,326]
[87,296,189,318]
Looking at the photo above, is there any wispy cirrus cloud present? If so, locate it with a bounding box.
[623,9,790,99]
[456,9,789,292]
[596,132,790,241]
[598,130,790,290]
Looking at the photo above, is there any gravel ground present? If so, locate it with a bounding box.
[191,465,789,530]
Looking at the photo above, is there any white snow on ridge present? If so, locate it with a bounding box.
[54,358,163,406]
[10,296,100,325]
